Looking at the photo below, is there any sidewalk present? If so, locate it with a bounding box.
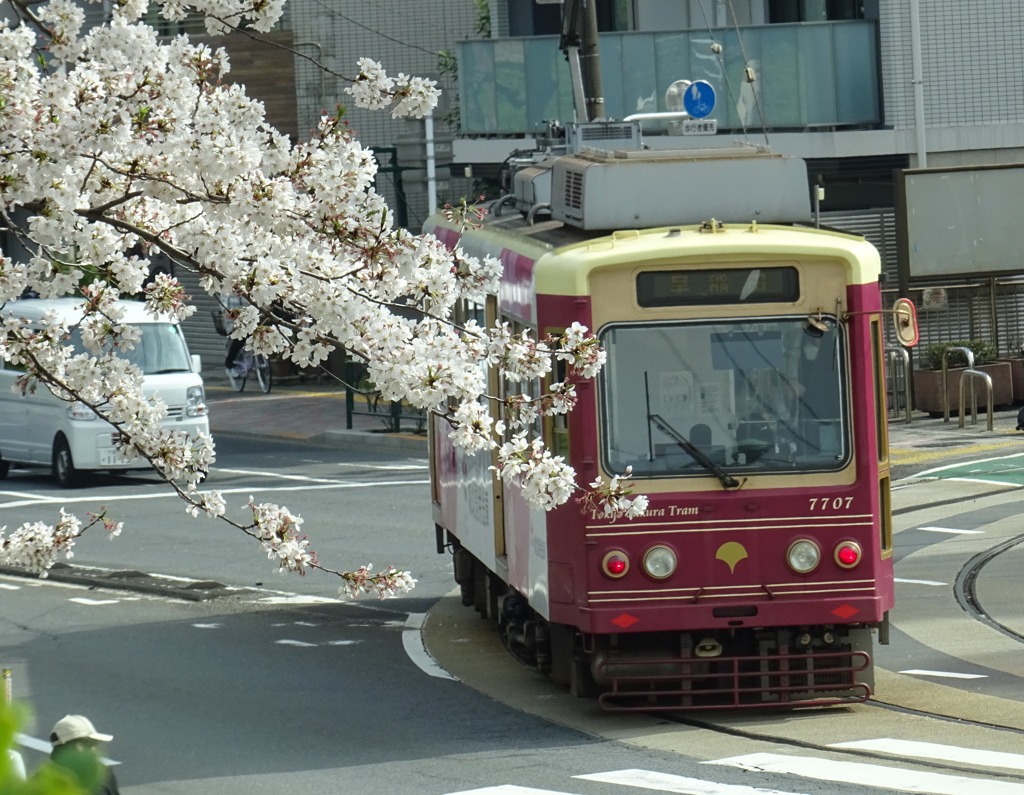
[205,375,1024,475]
[204,375,429,456]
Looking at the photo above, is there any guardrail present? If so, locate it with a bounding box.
[941,346,993,431]
[342,362,426,434]
[344,389,427,434]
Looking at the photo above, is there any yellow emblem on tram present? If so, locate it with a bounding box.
[716,542,748,574]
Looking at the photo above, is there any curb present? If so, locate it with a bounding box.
[0,563,246,602]
[210,427,429,456]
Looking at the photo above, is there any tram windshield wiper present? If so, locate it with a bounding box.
[648,413,741,490]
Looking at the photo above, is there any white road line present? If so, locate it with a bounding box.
[68,597,119,605]
[335,462,429,471]
[895,578,948,586]
[327,640,361,646]
[898,669,988,679]
[577,769,809,794]
[254,594,340,604]
[216,468,343,483]
[403,612,457,681]
[829,739,1024,772]
[192,623,221,629]
[443,788,574,795]
[708,752,1024,794]
[944,478,1023,488]
[0,583,19,590]
[0,479,430,508]
[917,452,1024,478]
[276,639,317,647]
[918,526,984,534]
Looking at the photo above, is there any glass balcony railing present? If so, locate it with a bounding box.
[458,20,879,136]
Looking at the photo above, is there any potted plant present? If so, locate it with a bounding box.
[912,339,1014,415]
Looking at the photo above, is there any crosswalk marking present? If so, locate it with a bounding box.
[829,739,1024,772]
[442,738,1024,795]
[707,752,1024,795]
[576,769,807,794]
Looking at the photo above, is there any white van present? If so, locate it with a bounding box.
[0,297,210,487]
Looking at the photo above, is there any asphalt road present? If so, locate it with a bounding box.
[0,434,441,603]
[5,435,1024,794]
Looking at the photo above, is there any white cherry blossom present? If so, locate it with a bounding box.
[0,2,646,597]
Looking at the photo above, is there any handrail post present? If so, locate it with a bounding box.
[885,347,911,424]
[958,370,994,431]
[941,346,975,423]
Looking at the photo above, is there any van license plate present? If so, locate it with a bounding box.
[99,450,133,467]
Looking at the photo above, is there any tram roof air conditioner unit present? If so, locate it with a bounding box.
[550,146,812,231]
[565,121,642,154]
[513,160,555,214]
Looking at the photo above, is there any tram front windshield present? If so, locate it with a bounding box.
[600,318,848,477]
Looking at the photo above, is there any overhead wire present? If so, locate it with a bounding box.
[695,1,749,142]
[307,0,444,56]
[725,0,770,146]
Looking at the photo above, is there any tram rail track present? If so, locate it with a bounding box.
[662,701,1024,781]
[895,478,1024,644]
[645,479,1024,777]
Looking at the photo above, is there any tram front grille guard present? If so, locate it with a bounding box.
[595,649,871,712]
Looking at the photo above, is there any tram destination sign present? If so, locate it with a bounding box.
[637,266,800,307]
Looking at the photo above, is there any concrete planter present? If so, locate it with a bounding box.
[913,361,1014,415]
[1002,357,1024,402]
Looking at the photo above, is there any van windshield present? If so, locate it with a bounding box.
[69,323,193,375]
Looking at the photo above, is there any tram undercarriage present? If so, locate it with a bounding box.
[451,543,875,711]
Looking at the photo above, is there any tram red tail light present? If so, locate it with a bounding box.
[835,541,862,568]
[602,551,629,579]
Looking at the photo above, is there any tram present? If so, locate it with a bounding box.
[424,144,901,710]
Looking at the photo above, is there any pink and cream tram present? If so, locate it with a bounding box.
[423,150,894,710]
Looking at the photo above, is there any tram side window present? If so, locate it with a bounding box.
[599,317,849,478]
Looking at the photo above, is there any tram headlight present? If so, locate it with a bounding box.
[786,539,821,574]
[642,546,677,580]
[834,540,862,568]
[601,550,629,579]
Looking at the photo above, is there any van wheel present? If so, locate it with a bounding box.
[52,436,80,489]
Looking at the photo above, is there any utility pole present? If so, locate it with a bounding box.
[560,0,604,122]
[580,0,604,121]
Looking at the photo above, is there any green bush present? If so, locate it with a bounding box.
[923,339,998,370]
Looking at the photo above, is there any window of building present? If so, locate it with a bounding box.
[767,0,865,23]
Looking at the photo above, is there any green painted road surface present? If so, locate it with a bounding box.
[918,452,1024,486]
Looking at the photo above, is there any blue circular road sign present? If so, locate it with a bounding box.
[683,80,716,119]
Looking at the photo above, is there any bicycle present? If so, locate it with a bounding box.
[212,307,272,393]
[226,347,272,393]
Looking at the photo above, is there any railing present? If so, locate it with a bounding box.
[458,20,880,135]
[941,347,993,431]
[343,363,427,434]
[885,347,912,424]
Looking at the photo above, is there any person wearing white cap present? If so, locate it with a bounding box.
[49,715,120,794]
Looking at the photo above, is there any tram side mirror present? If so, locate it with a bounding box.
[892,298,919,347]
